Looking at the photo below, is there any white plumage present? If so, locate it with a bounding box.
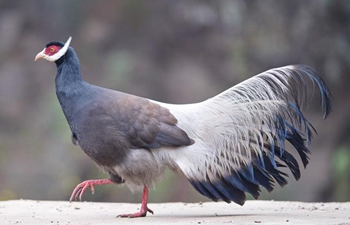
[152,65,331,204]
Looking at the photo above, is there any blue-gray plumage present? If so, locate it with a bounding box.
[35,37,332,218]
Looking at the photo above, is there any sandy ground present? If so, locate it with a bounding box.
[0,200,349,225]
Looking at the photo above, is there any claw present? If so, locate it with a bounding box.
[69,179,112,202]
[147,207,154,214]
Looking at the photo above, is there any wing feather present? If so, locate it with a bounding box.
[116,95,194,149]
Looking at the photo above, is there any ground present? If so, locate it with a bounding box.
[0,200,349,225]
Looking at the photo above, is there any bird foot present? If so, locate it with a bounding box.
[117,206,154,218]
[69,179,112,201]
[117,185,153,218]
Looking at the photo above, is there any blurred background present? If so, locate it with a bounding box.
[0,0,349,204]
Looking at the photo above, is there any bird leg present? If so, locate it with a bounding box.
[118,185,154,218]
[69,178,113,201]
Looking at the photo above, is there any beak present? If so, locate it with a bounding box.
[34,49,46,62]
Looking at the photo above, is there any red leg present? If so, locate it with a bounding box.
[118,185,154,218]
[69,178,113,201]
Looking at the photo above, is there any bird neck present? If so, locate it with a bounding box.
[54,48,91,127]
[55,47,85,95]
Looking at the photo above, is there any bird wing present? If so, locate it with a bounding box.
[108,93,194,150]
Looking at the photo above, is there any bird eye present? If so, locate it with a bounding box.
[49,47,55,53]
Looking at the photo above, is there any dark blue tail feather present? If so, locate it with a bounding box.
[188,120,311,205]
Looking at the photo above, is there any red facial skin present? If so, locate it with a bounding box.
[44,45,61,56]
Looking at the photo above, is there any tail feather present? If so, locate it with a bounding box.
[190,180,219,202]
[259,153,288,187]
[190,177,247,205]
[285,125,310,168]
[248,165,274,192]
[160,65,332,205]
[225,173,260,199]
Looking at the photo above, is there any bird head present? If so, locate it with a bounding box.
[34,36,72,62]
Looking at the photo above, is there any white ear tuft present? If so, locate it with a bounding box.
[45,36,72,62]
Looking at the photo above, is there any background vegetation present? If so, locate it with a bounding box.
[0,0,349,203]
